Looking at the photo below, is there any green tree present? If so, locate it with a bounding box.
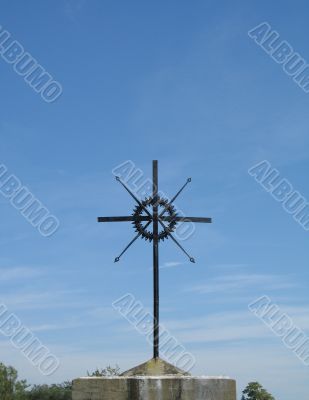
[26,381,72,400]
[0,362,121,399]
[0,363,28,400]
[242,382,275,400]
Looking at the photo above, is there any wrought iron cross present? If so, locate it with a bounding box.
[98,160,212,359]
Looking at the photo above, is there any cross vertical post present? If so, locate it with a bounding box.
[152,160,159,359]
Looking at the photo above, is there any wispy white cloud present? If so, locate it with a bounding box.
[163,311,268,343]
[208,263,250,270]
[64,0,86,22]
[0,289,88,310]
[186,273,297,294]
[30,322,83,333]
[148,261,186,271]
[0,267,43,282]
[87,306,121,321]
[163,302,309,344]
[160,261,184,269]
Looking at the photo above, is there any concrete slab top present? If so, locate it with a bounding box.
[76,375,233,380]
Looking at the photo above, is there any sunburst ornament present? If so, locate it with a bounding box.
[98,161,212,359]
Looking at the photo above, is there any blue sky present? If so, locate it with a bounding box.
[0,1,309,399]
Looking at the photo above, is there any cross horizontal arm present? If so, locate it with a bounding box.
[160,216,212,223]
[98,216,151,222]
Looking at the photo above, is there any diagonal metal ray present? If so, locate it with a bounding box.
[168,177,192,205]
[115,176,152,218]
[114,220,152,262]
[158,219,195,263]
[158,178,191,219]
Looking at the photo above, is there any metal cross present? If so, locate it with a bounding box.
[98,160,212,359]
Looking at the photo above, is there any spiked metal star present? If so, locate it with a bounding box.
[98,161,212,359]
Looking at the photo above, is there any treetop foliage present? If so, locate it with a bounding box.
[241,381,275,400]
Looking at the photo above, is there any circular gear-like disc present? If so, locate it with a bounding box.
[133,196,178,241]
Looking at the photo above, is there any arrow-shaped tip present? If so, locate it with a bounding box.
[115,176,120,181]
[114,257,120,263]
[190,257,195,263]
[187,178,192,182]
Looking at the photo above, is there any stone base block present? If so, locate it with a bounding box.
[72,376,236,400]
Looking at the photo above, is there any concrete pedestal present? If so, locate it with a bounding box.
[73,358,236,400]
[72,376,236,400]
